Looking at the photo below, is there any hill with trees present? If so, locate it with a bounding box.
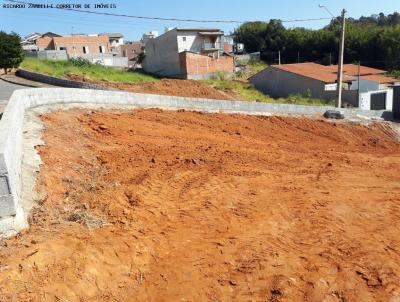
[234,12,400,71]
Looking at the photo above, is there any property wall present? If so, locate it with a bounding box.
[179,52,234,79]
[25,50,68,61]
[16,69,108,89]
[79,54,128,68]
[142,30,181,77]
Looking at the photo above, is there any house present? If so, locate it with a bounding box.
[142,31,159,45]
[117,41,143,67]
[250,62,399,110]
[37,34,110,56]
[21,32,42,51]
[99,33,124,54]
[142,28,235,79]
[34,34,128,68]
[223,35,244,54]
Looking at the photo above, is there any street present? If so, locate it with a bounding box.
[0,78,27,99]
[0,78,27,108]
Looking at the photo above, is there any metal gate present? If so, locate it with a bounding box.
[370,92,386,110]
[393,86,400,119]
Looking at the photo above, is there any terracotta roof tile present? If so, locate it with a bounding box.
[324,64,386,76]
[361,74,400,84]
[272,63,337,83]
[271,63,388,84]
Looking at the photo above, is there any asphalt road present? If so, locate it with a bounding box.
[0,78,27,103]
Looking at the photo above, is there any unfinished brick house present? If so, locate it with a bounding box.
[142,28,234,79]
[117,42,143,66]
[37,35,110,56]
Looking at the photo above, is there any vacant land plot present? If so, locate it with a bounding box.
[0,109,399,301]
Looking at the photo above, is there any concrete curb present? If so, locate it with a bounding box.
[0,74,42,88]
[0,76,37,87]
[16,69,110,90]
[0,88,393,235]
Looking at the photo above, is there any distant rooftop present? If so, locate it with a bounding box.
[271,62,390,84]
[99,33,124,38]
[176,28,221,32]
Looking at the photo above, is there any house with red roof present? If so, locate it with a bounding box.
[250,62,399,110]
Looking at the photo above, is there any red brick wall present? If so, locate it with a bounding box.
[37,36,110,56]
[179,52,234,79]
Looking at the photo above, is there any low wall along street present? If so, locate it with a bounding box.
[16,69,108,90]
[0,88,393,235]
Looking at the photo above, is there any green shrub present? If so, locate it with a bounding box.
[69,57,92,67]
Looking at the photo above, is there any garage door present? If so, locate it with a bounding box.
[370,92,386,110]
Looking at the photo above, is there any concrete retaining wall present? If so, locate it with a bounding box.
[25,50,69,61]
[0,88,393,235]
[16,69,109,90]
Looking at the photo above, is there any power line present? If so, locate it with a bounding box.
[5,0,332,24]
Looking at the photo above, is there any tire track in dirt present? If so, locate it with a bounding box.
[0,109,399,301]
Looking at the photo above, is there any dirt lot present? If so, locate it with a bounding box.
[0,109,400,302]
[67,75,235,100]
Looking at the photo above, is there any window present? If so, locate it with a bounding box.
[83,46,89,54]
[59,47,66,51]
[99,45,105,53]
[182,37,186,42]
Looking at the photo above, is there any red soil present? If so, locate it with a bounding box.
[66,75,235,100]
[0,109,399,302]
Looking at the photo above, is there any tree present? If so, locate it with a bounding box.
[233,11,400,71]
[0,31,24,74]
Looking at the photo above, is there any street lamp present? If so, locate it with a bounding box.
[318,4,335,18]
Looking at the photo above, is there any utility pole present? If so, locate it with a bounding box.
[357,61,361,105]
[297,51,300,63]
[278,50,281,65]
[336,9,346,108]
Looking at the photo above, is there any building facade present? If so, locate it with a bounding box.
[142,28,234,79]
[37,35,110,56]
[99,33,124,54]
[117,42,143,66]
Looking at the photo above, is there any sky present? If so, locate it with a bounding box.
[0,0,398,40]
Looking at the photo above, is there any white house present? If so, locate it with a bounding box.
[21,32,42,51]
[142,28,234,79]
[99,33,124,54]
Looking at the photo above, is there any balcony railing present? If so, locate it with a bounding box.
[202,42,223,51]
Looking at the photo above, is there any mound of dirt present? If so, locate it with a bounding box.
[0,109,400,301]
[67,75,235,100]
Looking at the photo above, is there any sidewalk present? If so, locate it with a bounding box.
[0,73,54,88]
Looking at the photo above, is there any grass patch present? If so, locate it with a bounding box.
[236,59,268,79]
[20,57,158,83]
[391,70,400,79]
[203,79,334,106]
